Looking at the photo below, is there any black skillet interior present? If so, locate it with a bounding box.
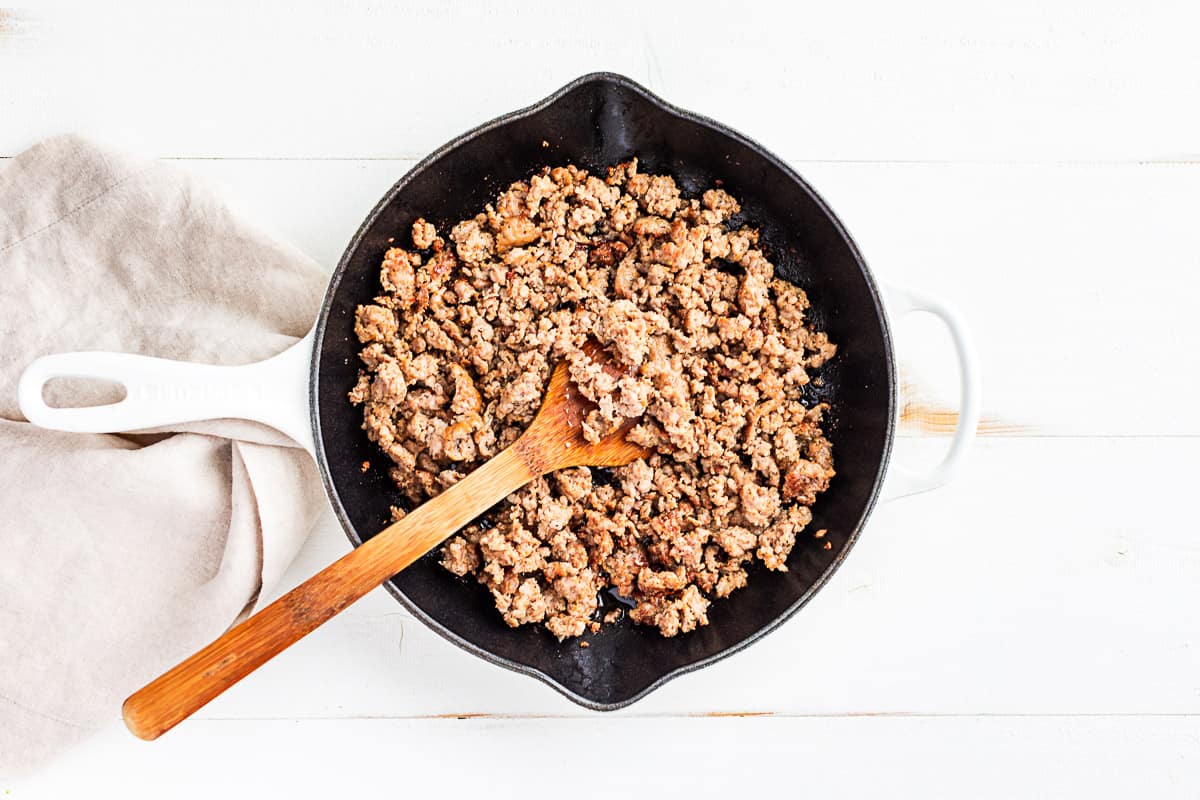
[313,73,894,709]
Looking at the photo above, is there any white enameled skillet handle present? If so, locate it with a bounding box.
[881,285,981,500]
[17,330,316,455]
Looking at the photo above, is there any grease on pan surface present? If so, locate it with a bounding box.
[350,160,837,639]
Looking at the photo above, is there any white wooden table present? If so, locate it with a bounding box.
[5,1,1200,796]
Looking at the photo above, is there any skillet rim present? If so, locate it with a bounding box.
[310,71,897,711]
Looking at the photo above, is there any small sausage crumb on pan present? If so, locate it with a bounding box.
[360,460,370,473]
[350,158,836,640]
[580,641,589,648]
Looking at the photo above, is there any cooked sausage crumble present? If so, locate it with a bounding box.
[350,159,836,639]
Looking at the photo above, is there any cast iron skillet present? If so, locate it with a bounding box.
[314,72,893,709]
[18,73,979,710]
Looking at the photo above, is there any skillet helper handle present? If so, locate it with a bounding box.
[17,331,315,453]
[881,285,982,500]
[121,445,534,741]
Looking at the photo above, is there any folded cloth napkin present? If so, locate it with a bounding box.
[0,136,327,772]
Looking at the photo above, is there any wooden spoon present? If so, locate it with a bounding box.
[122,342,648,740]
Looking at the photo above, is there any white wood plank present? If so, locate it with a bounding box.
[1,0,1198,161]
[177,157,1200,436]
[173,437,1200,720]
[799,161,1200,438]
[10,716,1200,798]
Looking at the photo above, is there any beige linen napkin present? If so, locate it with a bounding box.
[0,136,327,772]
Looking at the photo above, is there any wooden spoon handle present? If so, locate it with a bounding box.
[122,445,533,740]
